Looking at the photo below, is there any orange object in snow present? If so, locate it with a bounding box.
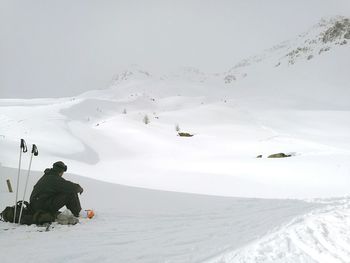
[81,209,95,219]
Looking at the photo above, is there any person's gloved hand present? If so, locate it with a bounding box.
[77,185,84,195]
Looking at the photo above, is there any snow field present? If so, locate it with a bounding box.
[0,166,319,263]
[0,16,350,262]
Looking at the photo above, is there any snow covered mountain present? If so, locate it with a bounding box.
[1,16,350,263]
[111,16,350,95]
[1,16,349,199]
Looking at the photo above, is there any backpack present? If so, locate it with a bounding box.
[0,201,57,226]
[0,201,34,225]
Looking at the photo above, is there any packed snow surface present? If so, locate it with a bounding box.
[206,198,350,263]
[0,167,321,263]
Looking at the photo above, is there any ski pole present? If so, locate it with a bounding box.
[14,139,27,223]
[18,144,38,224]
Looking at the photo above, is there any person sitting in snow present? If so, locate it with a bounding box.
[30,161,83,218]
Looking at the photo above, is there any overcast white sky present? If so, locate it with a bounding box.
[1,0,349,98]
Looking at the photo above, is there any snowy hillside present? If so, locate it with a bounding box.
[1,17,349,199]
[1,15,350,263]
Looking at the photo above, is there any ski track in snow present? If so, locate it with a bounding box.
[206,198,350,263]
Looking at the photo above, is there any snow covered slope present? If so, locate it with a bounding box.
[206,197,350,263]
[1,16,350,263]
[0,166,320,263]
[2,166,350,263]
[0,17,350,199]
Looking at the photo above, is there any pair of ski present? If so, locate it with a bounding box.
[14,139,39,224]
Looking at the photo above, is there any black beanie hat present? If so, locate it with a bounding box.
[53,161,67,173]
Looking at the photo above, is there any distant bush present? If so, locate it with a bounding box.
[143,115,150,125]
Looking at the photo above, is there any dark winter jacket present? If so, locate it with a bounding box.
[30,168,81,204]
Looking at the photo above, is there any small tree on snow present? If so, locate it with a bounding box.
[122,108,127,114]
[175,124,180,132]
[143,115,150,124]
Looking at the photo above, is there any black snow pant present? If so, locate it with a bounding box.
[31,192,82,217]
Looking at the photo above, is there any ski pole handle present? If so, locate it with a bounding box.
[18,144,38,224]
[32,144,38,156]
[20,139,27,153]
[14,139,27,223]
